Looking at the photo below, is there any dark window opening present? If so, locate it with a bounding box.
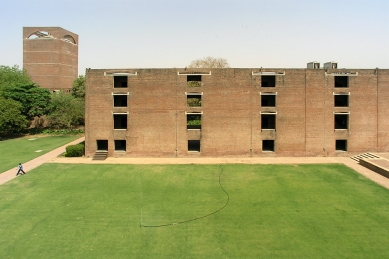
[262,140,275,152]
[114,114,127,129]
[187,95,202,107]
[261,75,276,87]
[188,140,200,152]
[114,76,128,88]
[97,140,108,151]
[187,114,201,129]
[187,75,202,87]
[334,76,348,88]
[336,140,347,151]
[261,114,276,130]
[334,114,348,130]
[334,95,349,107]
[114,140,126,151]
[261,95,276,107]
[114,95,128,107]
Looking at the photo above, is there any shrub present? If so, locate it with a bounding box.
[65,143,84,157]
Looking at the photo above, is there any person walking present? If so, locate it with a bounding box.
[16,163,26,176]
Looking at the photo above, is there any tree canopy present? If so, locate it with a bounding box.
[2,84,51,120]
[188,56,230,68]
[0,65,32,94]
[71,75,85,99]
[47,91,84,129]
[0,97,28,135]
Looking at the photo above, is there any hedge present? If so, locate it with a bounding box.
[65,143,84,157]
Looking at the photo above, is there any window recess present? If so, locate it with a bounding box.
[186,92,202,107]
[336,140,347,151]
[334,112,349,130]
[333,92,349,107]
[113,93,128,107]
[114,140,126,151]
[113,112,128,130]
[187,75,202,88]
[260,112,277,130]
[186,112,202,130]
[262,140,275,152]
[260,92,277,107]
[188,140,200,152]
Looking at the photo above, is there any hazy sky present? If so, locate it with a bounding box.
[1,0,388,75]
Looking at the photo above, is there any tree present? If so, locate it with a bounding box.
[0,65,32,94]
[71,75,85,99]
[47,91,84,129]
[0,98,28,135]
[2,84,51,120]
[188,56,230,68]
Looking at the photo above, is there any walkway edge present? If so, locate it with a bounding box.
[0,136,85,185]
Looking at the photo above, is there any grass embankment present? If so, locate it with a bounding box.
[0,164,389,258]
[0,135,80,173]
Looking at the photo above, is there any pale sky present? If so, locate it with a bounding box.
[1,0,388,75]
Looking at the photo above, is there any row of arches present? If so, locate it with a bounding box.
[27,31,76,44]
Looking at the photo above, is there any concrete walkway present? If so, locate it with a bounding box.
[0,137,85,185]
[2,140,389,190]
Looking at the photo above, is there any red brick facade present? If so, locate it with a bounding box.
[23,27,78,91]
[85,68,389,157]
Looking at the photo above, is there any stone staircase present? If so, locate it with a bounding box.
[350,152,381,162]
[92,151,108,160]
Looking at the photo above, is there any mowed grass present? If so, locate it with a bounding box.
[0,135,80,173]
[1,163,389,258]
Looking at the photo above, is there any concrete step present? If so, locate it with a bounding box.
[92,151,108,160]
[350,152,381,162]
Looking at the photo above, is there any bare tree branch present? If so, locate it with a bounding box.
[188,56,230,68]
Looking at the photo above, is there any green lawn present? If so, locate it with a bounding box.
[0,135,81,173]
[1,163,389,258]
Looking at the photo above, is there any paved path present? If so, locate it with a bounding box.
[0,137,85,185]
[2,141,389,190]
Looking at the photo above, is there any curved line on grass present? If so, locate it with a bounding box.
[141,164,229,228]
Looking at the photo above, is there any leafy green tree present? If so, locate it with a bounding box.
[47,91,84,129]
[0,65,32,94]
[71,75,85,99]
[0,98,28,135]
[2,84,51,120]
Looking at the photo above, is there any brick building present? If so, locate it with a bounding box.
[85,64,389,158]
[23,27,78,91]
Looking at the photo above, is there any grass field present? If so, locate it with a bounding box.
[1,163,389,258]
[0,135,80,173]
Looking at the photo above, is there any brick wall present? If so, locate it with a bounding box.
[85,68,389,157]
[23,27,78,91]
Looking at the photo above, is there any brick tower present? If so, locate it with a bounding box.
[23,27,78,91]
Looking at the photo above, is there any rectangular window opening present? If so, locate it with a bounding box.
[96,140,108,151]
[334,95,349,107]
[114,76,128,88]
[261,114,276,130]
[187,114,201,129]
[188,140,200,152]
[261,75,276,87]
[336,140,347,151]
[113,95,128,107]
[114,114,127,129]
[261,94,276,107]
[114,140,126,151]
[187,75,202,87]
[187,95,202,107]
[262,140,275,152]
[334,114,348,130]
[334,76,348,88]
